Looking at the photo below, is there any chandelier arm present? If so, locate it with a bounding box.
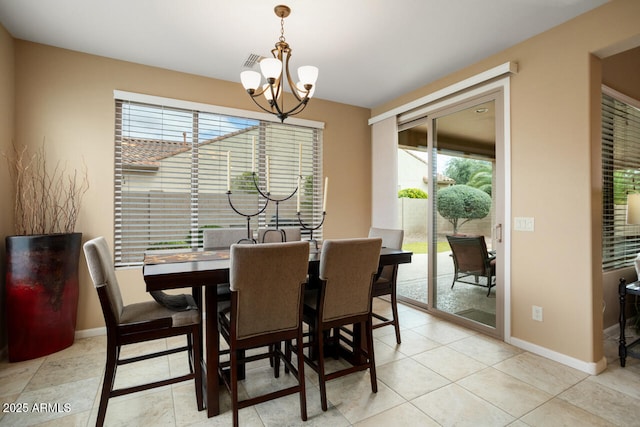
[248,90,308,122]
[248,95,283,116]
[272,78,284,106]
[268,83,287,118]
[282,98,310,118]
[283,52,305,103]
[249,85,269,98]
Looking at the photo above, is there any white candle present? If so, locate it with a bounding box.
[251,137,255,173]
[227,151,231,191]
[297,176,301,212]
[322,176,328,212]
[266,155,270,193]
[298,144,302,177]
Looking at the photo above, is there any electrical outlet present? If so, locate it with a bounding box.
[532,305,543,322]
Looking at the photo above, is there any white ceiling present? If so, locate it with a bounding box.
[0,0,608,109]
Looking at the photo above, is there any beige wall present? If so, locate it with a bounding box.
[372,0,640,368]
[0,24,15,352]
[6,40,371,331]
[602,46,640,101]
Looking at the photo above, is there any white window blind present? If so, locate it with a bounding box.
[602,87,640,271]
[115,98,323,267]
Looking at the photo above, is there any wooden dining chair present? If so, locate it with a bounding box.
[368,227,404,344]
[83,237,203,427]
[218,241,309,427]
[203,227,252,249]
[302,237,382,411]
[203,227,255,302]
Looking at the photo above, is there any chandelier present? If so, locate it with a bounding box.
[240,5,318,122]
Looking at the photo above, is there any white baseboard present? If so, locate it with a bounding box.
[75,327,106,339]
[510,337,607,375]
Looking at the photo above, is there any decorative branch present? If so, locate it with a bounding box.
[3,143,89,235]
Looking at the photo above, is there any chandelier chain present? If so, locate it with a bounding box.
[279,16,286,43]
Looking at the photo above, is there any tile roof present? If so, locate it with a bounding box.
[121,126,258,168]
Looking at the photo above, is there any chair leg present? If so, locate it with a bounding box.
[294,336,308,421]
[192,329,205,411]
[486,278,494,297]
[390,291,401,344]
[284,340,291,374]
[230,347,240,427]
[366,318,378,394]
[274,342,281,378]
[97,344,119,427]
[187,334,194,373]
[330,328,340,359]
[317,328,328,411]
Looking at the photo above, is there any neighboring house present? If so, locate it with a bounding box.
[398,148,457,193]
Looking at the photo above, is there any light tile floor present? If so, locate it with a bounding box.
[1,300,640,426]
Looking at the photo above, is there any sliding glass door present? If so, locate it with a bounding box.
[431,119,495,327]
[396,91,505,338]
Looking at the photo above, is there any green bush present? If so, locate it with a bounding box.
[437,184,491,234]
[398,188,428,199]
[150,224,222,250]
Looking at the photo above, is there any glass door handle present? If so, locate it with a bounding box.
[495,224,503,243]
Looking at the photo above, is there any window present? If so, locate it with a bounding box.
[114,93,324,267]
[602,86,640,271]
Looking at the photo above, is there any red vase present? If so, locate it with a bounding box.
[5,233,82,362]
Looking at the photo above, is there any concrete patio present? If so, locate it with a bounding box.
[396,251,496,326]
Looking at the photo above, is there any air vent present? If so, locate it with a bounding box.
[243,53,264,69]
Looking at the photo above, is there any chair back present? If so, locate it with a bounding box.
[318,238,382,322]
[446,235,491,274]
[229,241,309,339]
[83,237,124,325]
[368,227,404,281]
[203,228,249,249]
[258,227,302,243]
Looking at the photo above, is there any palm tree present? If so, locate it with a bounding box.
[467,168,492,195]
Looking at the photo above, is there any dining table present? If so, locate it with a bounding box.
[142,244,413,418]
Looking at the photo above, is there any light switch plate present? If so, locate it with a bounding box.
[514,217,534,232]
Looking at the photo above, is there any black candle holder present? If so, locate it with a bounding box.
[251,172,298,242]
[297,210,326,250]
[226,190,267,244]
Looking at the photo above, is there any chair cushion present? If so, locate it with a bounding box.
[83,237,125,322]
[120,301,200,328]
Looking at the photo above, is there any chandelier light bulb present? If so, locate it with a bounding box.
[262,83,280,101]
[240,70,261,91]
[260,58,282,80]
[297,66,318,86]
